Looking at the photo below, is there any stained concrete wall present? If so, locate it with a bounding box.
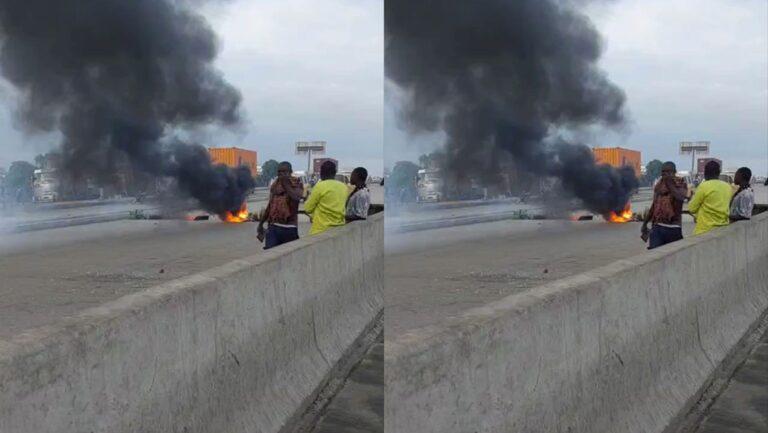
[0,214,383,433]
[386,212,768,433]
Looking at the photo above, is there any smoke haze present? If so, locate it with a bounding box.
[386,0,638,214]
[0,0,253,215]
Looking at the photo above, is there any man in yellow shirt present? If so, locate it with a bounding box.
[304,160,348,235]
[688,161,732,235]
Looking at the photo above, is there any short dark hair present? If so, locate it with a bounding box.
[320,160,337,179]
[662,161,676,171]
[278,161,292,171]
[352,167,368,182]
[736,166,752,182]
[704,160,721,179]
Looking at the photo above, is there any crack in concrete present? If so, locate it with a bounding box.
[311,305,331,367]
[695,306,715,368]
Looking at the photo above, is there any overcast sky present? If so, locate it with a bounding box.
[1,0,764,178]
[386,0,768,176]
[0,0,384,175]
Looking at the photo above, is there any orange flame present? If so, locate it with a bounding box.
[221,203,250,223]
[606,204,633,223]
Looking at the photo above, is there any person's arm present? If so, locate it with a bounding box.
[304,183,321,214]
[666,178,688,202]
[257,195,271,241]
[641,192,656,238]
[688,185,704,214]
[281,177,304,202]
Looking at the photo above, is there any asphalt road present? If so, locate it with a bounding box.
[0,218,312,339]
[384,186,694,338]
[0,184,384,234]
[0,189,271,233]
[384,184,766,335]
[0,184,384,339]
[385,218,686,337]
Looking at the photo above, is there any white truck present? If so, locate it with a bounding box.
[416,168,443,202]
[32,168,60,202]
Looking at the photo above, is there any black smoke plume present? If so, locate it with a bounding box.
[386,0,638,214]
[0,0,253,215]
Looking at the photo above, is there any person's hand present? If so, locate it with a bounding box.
[640,225,650,242]
[257,225,265,242]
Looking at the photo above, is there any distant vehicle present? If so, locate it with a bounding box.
[335,171,356,193]
[336,172,351,184]
[719,171,735,184]
[416,168,443,202]
[33,169,60,202]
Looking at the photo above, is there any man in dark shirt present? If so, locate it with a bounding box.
[257,161,304,250]
[641,161,688,249]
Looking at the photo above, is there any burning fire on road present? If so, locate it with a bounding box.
[221,203,250,223]
[567,203,635,223]
[605,204,634,223]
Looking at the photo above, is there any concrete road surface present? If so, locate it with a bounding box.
[385,185,768,339]
[0,184,382,234]
[0,191,270,233]
[0,218,310,339]
[386,217,697,338]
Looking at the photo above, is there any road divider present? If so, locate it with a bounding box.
[0,213,383,433]
[386,211,768,433]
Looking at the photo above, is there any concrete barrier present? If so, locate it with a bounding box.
[0,213,383,433]
[386,212,768,433]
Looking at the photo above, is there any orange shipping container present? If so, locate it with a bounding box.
[592,147,641,178]
[207,147,258,176]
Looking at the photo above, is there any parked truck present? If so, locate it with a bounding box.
[208,147,258,176]
[32,169,60,202]
[32,168,100,202]
[592,147,642,178]
[416,168,444,202]
[416,168,485,202]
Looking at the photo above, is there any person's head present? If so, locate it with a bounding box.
[351,167,368,186]
[661,161,676,179]
[735,167,752,186]
[704,160,721,180]
[320,160,337,180]
[277,161,292,179]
